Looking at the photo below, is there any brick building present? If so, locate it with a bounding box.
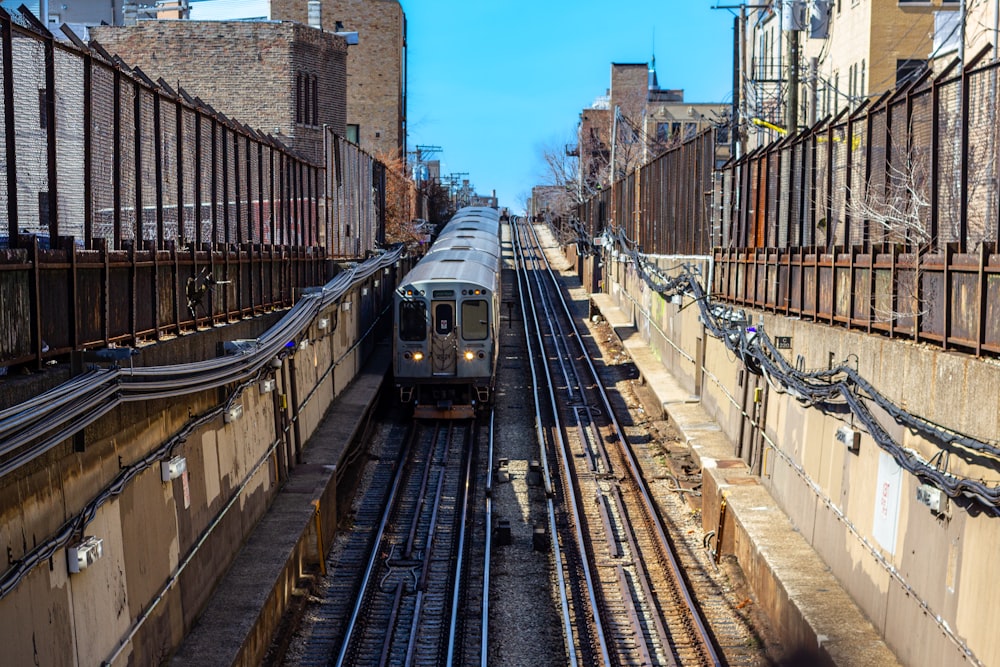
[271,0,406,161]
[578,104,611,196]
[741,0,958,148]
[578,60,727,191]
[90,20,347,164]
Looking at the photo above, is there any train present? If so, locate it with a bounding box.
[393,206,503,419]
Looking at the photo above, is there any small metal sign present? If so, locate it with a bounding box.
[775,336,792,349]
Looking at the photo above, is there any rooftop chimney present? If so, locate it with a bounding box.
[308,0,321,29]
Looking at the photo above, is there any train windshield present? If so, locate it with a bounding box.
[461,300,488,340]
[399,301,427,341]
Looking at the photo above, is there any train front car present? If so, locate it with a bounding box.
[394,208,502,419]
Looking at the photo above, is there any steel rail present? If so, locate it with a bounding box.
[446,419,478,666]
[515,218,611,665]
[526,222,723,666]
[334,422,417,667]
[511,217,577,665]
[480,408,494,667]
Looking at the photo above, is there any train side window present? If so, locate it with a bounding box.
[399,301,427,341]
[461,300,488,340]
[434,303,454,335]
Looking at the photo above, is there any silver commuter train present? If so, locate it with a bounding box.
[393,206,503,418]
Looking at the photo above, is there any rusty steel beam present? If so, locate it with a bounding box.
[222,124,230,245]
[210,115,219,246]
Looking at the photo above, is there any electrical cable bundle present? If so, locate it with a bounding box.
[0,245,405,480]
[599,229,1000,516]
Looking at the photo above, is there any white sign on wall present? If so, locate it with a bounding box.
[873,450,902,555]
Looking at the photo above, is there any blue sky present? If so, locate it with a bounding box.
[404,1,737,211]
[4,0,736,213]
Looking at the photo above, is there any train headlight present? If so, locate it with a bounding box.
[464,350,475,361]
[413,351,424,361]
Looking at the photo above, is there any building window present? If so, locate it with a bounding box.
[38,191,49,229]
[896,59,926,86]
[346,124,359,143]
[296,73,303,124]
[312,76,319,126]
[297,72,319,126]
[38,89,47,129]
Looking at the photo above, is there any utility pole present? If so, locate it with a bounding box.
[712,4,771,155]
[784,1,804,135]
[787,26,799,134]
[739,4,747,156]
[808,56,818,127]
[609,106,619,230]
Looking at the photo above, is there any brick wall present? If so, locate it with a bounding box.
[90,20,347,164]
[271,0,406,160]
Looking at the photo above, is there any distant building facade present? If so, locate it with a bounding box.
[271,0,407,161]
[90,20,347,164]
[741,0,957,148]
[578,105,611,196]
[579,60,727,190]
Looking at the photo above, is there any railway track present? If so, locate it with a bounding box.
[283,417,489,666]
[513,217,722,666]
[276,216,772,667]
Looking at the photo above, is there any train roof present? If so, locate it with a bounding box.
[430,230,501,257]
[453,206,499,220]
[399,256,499,295]
[439,221,499,239]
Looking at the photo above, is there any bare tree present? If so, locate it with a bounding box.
[538,136,585,214]
[374,149,422,246]
[847,146,936,323]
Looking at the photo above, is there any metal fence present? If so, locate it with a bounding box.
[713,49,1000,355]
[575,129,719,256]
[0,9,395,370]
[572,48,1000,357]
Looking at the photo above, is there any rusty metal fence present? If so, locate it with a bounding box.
[576,129,719,256]
[0,9,392,370]
[573,48,1000,357]
[714,49,1000,355]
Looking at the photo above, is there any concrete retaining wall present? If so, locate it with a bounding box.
[0,267,397,667]
[600,252,1000,667]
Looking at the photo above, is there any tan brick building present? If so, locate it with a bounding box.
[91,20,348,164]
[741,0,958,148]
[271,0,407,161]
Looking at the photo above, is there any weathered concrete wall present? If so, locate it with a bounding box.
[602,254,1000,667]
[0,267,398,666]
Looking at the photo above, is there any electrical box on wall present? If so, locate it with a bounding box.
[318,317,330,331]
[259,378,276,394]
[835,426,860,453]
[161,456,187,482]
[68,536,104,574]
[224,403,243,423]
[916,484,946,513]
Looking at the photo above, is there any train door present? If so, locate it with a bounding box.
[430,300,457,376]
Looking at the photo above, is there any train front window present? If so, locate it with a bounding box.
[434,303,454,335]
[461,300,488,340]
[399,301,427,341]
